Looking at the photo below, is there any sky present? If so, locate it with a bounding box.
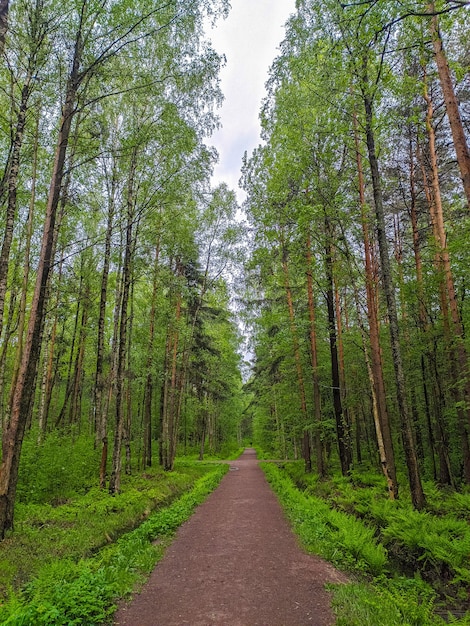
[205,0,297,202]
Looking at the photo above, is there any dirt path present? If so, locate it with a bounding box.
[114,449,346,626]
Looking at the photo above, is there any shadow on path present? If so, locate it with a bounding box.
[114,448,346,626]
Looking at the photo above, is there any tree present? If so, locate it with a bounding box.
[0,0,230,537]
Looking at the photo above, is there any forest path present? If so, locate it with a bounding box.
[113,448,346,626]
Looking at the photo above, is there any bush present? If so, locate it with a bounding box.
[16,430,100,504]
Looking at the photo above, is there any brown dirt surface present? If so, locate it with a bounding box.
[113,448,347,626]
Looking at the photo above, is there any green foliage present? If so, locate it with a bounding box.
[275,462,470,619]
[381,510,470,590]
[0,465,227,625]
[16,431,101,504]
[261,463,388,577]
[178,443,244,461]
[331,578,447,626]
[1,462,216,597]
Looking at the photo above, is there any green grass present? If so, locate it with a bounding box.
[281,462,470,599]
[261,462,470,626]
[1,461,212,597]
[0,464,228,625]
[261,463,387,577]
[331,578,449,626]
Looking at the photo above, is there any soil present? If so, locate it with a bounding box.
[113,448,347,626]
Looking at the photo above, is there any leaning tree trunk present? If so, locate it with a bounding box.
[423,74,470,482]
[428,2,470,208]
[416,138,455,486]
[0,25,83,536]
[408,130,440,482]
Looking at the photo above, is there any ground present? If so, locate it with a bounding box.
[114,448,347,626]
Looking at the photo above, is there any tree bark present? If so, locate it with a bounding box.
[306,235,326,476]
[0,74,33,340]
[354,112,398,498]
[9,113,39,409]
[69,277,90,426]
[94,159,117,447]
[109,148,137,494]
[428,2,470,208]
[0,18,83,536]
[0,0,9,58]
[280,238,312,473]
[324,216,352,476]
[161,279,182,472]
[362,87,425,509]
[422,73,470,482]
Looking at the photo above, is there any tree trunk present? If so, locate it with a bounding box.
[335,279,352,460]
[9,113,39,403]
[0,276,18,427]
[55,276,82,427]
[161,286,182,472]
[143,240,161,468]
[93,160,117,445]
[324,216,352,476]
[69,278,89,426]
[428,2,470,208]
[124,277,135,476]
[109,148,137,494]
[354,112,398,498]
[99,230,124,488]
[362,87,425,509]
[0,0,9,58]
[306,235,326,476]
[0,22,83,536]
[280,239,312,473]
[0,74,33,339]
[422,74,470,482]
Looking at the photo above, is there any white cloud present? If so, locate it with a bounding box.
[206,0,297,201]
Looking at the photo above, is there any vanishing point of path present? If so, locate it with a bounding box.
[114,449,346,626]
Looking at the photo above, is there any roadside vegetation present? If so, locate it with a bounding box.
[0,432,233,625]
[262,461,470,626]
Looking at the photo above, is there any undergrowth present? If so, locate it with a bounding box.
[282,462,470,601]
[261,462,470,626]
[1,460,212,597]
[0,464,227,625]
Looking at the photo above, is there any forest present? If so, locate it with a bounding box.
[243,0,470,504]
[0,0,470,624]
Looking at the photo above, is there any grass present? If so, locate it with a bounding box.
[1,460,213,597]
[281,462,470,598]
[261,462,470,626]
[0,463,228,625]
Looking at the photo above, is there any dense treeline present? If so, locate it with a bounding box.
[242,0,470,508]
[0,0,244,538]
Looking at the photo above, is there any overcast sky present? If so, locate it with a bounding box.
[206,0,297,202]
